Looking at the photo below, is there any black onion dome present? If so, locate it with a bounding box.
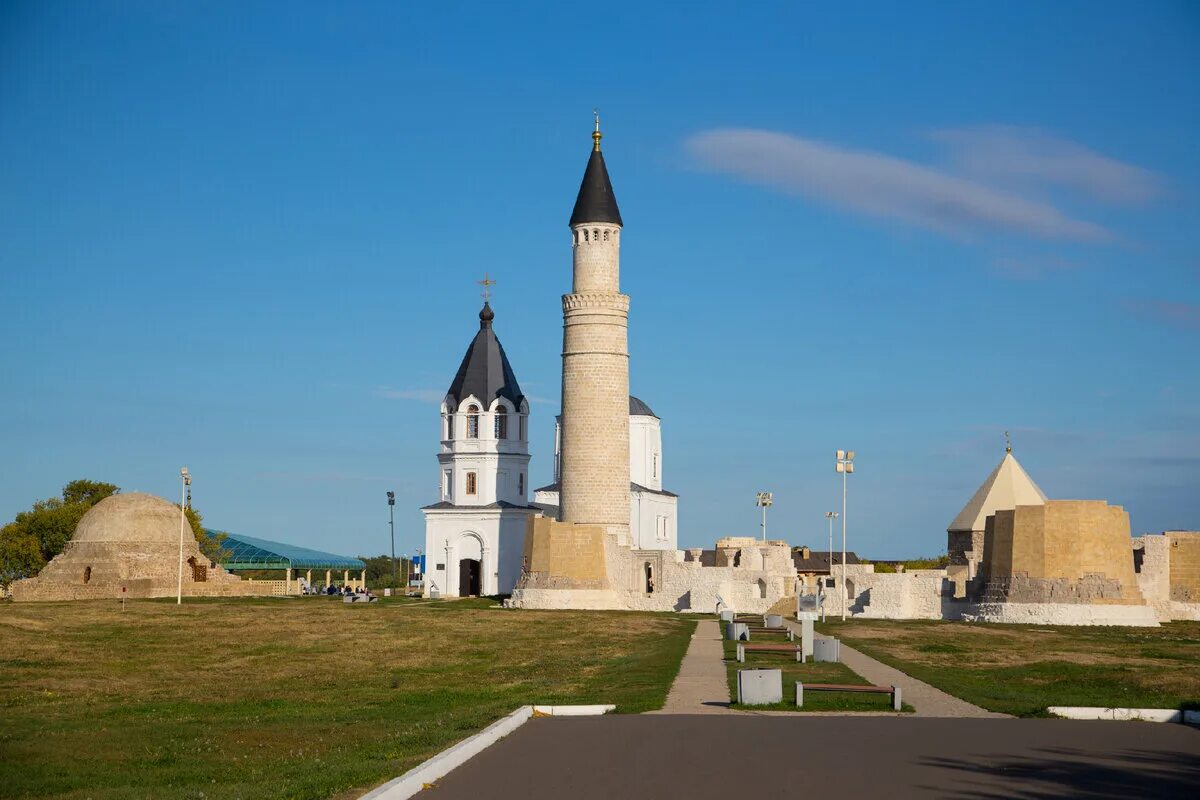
[446,304,524,409]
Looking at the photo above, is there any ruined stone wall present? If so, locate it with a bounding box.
[519,516,612,591]
[510,517,795,613]
[1166,531,1200,602]
[977,501,1143,605]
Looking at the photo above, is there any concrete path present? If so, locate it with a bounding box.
[788,619,1007,718]
[651,619,733,714]
[422,716,1200,799]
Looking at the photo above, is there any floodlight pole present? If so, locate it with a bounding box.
[755,491,773,542]
[835,451,854,621]
[387,491,396,592]
[825,511,838,622]
[177,466,190,606]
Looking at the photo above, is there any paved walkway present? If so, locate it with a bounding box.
[651,619,732,714]
[786,618,1007,718]
[423,716,1200,799]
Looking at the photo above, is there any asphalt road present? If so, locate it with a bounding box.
[423,715,1200,799]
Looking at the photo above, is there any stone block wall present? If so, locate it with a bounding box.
[518,516,612,591]
[559,291,631,541]
[1166,531,1200,602]
[977,500,1143,605]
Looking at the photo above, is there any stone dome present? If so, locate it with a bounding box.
[71,492,186,545]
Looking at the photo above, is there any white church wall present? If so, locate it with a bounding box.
[629,415,662,490]
[631,492,676,551]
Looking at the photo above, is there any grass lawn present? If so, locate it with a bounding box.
[721,633,911,712]
[0,596,694,800]
[816,618,1200,716]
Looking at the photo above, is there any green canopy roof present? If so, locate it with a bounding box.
[205,530,365,571]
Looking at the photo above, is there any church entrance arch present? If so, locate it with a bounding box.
[459,558,481,596]
[456,532,484,597]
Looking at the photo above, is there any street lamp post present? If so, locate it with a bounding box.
[176,466,191,606]
[387,491,396,592]
[755,492,773,542]
[824,510,838,622]
[835,450,855,621]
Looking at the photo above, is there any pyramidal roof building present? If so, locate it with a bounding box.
[947,446,1047,582]
[948,450,1047,533]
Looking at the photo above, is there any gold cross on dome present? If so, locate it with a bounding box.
[477,272,496,302]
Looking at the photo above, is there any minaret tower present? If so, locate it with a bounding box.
[558,113,631,544]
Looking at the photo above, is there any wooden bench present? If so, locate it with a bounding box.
[736,642,803,662]
[796,681,902,711]
[744,627,795,641]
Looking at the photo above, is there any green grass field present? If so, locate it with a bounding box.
[0,596,694,800]
[816,618,1200,716]
[721,631,911,712]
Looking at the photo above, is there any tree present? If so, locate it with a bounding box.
[358,554,409,589]
[0,526,43,589]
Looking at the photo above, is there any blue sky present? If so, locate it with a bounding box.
[2,2,1198,560]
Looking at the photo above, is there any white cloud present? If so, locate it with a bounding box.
[686,128,1113,241]
[1125,300,1200,331]
[929,125,1163,205]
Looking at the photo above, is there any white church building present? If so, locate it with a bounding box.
[421,305,679,597]
[421,302,539,598]
[533,396,679,551]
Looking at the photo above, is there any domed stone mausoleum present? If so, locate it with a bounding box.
[12,492,263,601]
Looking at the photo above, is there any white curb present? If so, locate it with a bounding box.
[358,704,615,799]
[1048,706,1191,723]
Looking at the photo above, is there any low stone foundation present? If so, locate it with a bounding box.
[960,602,1160,627]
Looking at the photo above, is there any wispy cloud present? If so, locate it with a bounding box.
[378,388,444,403]
[929,126,1163,205]
[1124,300,1200,331]
[990,255,1081,280]
[686,128,1126,242]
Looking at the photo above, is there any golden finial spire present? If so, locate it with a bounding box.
[592,108,602,152]
[477,271,496,303]
[1005,430,1012,454]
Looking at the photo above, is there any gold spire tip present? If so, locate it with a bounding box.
[1005,430,1012,454]
[592,108,602,151]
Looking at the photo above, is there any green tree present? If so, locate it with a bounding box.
[358,554,408,589]
[0,526,44,589]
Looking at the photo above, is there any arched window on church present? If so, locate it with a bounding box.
[494,407,507,440]
[519,414,527,441]
[467,405,480,438]
[466,472,477,495]
[444,411,454,440]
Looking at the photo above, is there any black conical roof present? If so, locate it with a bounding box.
[446,303,525,409]
[569,148,623,227]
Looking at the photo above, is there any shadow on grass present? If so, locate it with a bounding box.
[918,746,1200,799]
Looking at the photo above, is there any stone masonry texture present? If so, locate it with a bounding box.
[559,223,630,541]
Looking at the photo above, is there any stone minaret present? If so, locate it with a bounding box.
[558,116,630,544]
